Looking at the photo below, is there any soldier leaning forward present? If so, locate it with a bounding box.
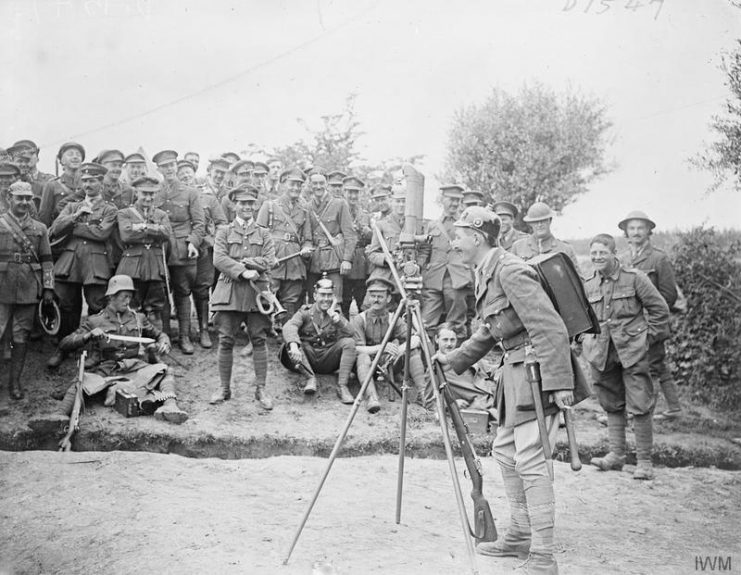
[38,275,188,427]
[0,182,55,400]
[307,172,357,302]
[209,185,276,410]
[47,163,118,369]
[255,168,314,320]
[153,150,206,355]
[116,177,173,330]
[281,276,357,404]
[341,176,372,317]
[583,233,670,481]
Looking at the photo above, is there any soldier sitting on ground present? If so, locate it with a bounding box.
[31,275,188,429]
[280,276,357,404]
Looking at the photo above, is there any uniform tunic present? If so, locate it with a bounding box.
[155,180,205,267]
[366,214,404,287]
[499,227,529,252]
[117,204,172,281]
[102,180,136,210]
[38,172,84,227]
[308,196,357,273]
[511,234,581,276]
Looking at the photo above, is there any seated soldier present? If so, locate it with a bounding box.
[32,275,188,427]
[280,276,357,404]
[351,277,427,413]
[431,322,496,417]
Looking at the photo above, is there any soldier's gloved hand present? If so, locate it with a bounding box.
[241,269,260,281]
[551,390,574,410]
[340,260,352,275]
[288,343,303,365]
[87,327,106,341]
[42,289,54,304]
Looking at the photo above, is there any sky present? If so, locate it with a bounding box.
[2,0,740,239]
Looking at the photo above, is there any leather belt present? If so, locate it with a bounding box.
[273,232,299,243]
[501,330,530,351]
[9,253,33,264]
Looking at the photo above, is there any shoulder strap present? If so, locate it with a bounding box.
[0,214,41,263]
[274,200,301,236]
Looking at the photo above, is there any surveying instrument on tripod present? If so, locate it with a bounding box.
[283,165,497,575]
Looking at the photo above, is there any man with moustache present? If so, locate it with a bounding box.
[340,175,371,317]
[256,168,314,321]
[224,160,254,221]
[326,170,347,200]
[39,142,86,227]
[47,163,118,368]
[266,157,283,197]
[511,201,581,276]
[116,177,173,330]
[307,172,357,303]
[493,201,528,252]
[366,185,411,288]
[152,150,205,354]
[421,184,474,339]
[369,184,392,224]
[0,163,22,213]
[98,150,136,209]
[123,152,148,184]
[583,233,669,480]
[461,189,486,208]
[618,211,681,421]
[7,140,53,208]
[209,184,275,410]
[0,181,54,399]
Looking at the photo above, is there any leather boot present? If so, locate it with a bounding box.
[297,365,316,395]
[9,343,27,400]
[209,386,231,404]
[154,398,189,424]
[46,348,66,369]
[176,298,195,354]
[196,299,212,349]
[633,460,655,480]
[255,386,274,410]
[337,384,354,404]
[365,380,381,414]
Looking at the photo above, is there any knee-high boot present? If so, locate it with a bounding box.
[9,343,27,400]
[176,297,194,354]
[195,297,212,348]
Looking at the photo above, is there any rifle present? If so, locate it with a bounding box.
[434,361,498,545]
[59,350,87,452]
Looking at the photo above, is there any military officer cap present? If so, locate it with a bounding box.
[326,171,347,184]
[105,274,136,297]
[96,149,125,164]
[177,160,196,172]
[440,184,465,199]
[124,152,146,164]
[314,274,335,294]
[57,142,86,161]
[342,176,365,190]
[618,210,656,231]
[492,200,518,218]
[252,161,269,175]
[522,201,554,223]
[221,152,241,164]
[370,184,391,199]
[6,144,34,159]
[366,277,395,292]
[11,139,39,153]
[131,176,160,192]
[391,183,407,200]
[230,160,254,174]
[0,162,21,177]
[454,206,501,243]
[279,168,306,184]
[79,162,107,179]
[8,181,33,196]
[152,150,178,166]
[228,184,260,202]
[0,149,11,163]
[208,156,231,170]
[462,190,486,206]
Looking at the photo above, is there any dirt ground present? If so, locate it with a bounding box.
[1,451,739,575]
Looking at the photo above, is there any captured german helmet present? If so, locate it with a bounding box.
[105,274,136,297]
[314,273,335,294]
[454,206,501,242]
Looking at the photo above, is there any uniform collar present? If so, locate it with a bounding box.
[598,260,621,282]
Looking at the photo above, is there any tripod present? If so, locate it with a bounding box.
[283,226,490,575]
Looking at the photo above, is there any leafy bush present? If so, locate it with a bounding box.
[667,227,741,410]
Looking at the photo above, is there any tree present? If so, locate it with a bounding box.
[442,81,613,216]
[692,40,741,192]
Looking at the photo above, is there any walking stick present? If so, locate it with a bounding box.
[283,298,407,565]
[563,408,582,471]
[395,302,414,524]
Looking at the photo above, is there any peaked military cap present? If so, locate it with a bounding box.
[523,201,555,223]
[124,152,146,164]
[342,176,365,190]
[366,276,395,292]
[230,160,254,174]
[177,160,196,172]
[8,181,33,196]
[228,184,260,202]
[462,190,486,206]
[57,142,86,161]
[0,162,20,176]
[454,206,501,242]
[79,162,107,178]
[252,161,269,175]
[208,156,231,170]
[12,139,39,153]
[618,210,656,231]
[279,168,306,184]
[326,171,347,184]
[152,150,178,166]
[492,200,518,218]
[439,184,465,199]
[221,152,241,164]
[97,149,125,164]
[370,184,391,199]
[131,176,161,192]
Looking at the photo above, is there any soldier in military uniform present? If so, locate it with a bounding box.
[281,276,357,404]
[255,168,314,320]
[38,142,85,227]
[225,160,254,220]
[7,140,53,208]
[266,157,283,197]
[250,161,270,191]
[209,185,276,410]
[583,233,670,480]
[98,150,136,209]
[123,152,148,184]
[352,277,427,413]
[511,201,581,276]
[617,210,681,421]
[341,176,372,317]
[421,184,474,339]
[434,206,578,574]
[116,177,173,330]
[461,189,486,208]
[307,172,357,302]
[46,162,118,368]
[41,275,188,425]
[0,163,22,213]
[0,182,55,400]
[366,185,411,289]
[326,170,347,200]
[184,152,200,174]
[176,160,197,187]
[493,201,528,252]
[369,184,392,223]
[153,150,206,355]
